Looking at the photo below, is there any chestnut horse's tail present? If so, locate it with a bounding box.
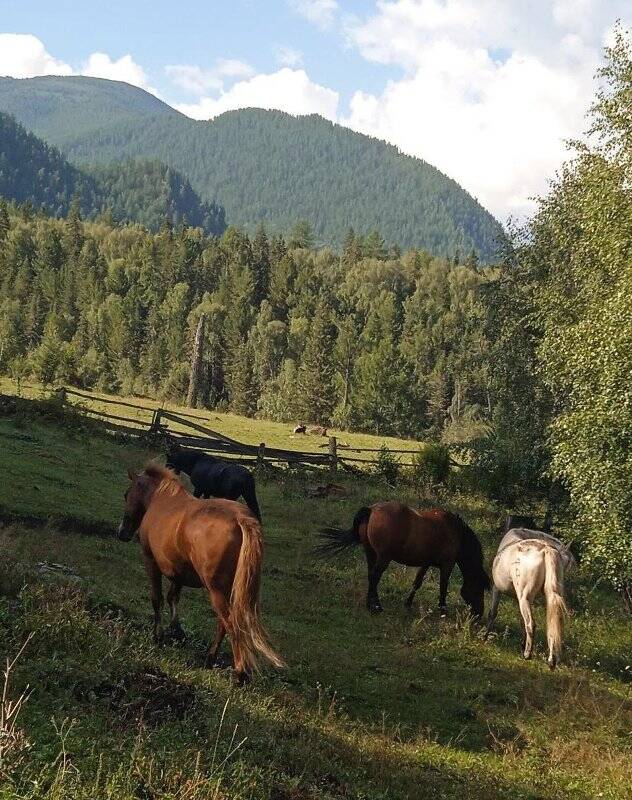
[315,506,372,557]
[230,516,285,672]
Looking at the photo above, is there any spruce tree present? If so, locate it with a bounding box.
[295,297,336,423]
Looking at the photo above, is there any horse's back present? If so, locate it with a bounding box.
[143,493,257,589]
[493,538,552,596]
[367,503,460,565]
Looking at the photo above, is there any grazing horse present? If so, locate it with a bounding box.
[485,527,576,669]
[317,502,490,618]
[117,464,284,683]
[166,443,262,521]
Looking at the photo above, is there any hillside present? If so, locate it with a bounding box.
[0,112,225,233]
[0,76,505,259]
[0,394,630,799]
[0,111,99,217]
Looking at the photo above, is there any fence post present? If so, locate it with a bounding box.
[257,442,266,470]
[150,408,163,434]
[329,436,337,475]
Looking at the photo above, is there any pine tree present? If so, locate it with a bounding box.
[228,336,258,416]
[251,223,271,306]
[0,199,9,245]
[289,219,314,249]
[295,298,336,423]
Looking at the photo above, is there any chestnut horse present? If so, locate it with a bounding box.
[318,502,490,617]
[117,464,284,683]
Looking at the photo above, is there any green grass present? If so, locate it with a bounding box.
[0,377,426,458]
[0,399,630,799]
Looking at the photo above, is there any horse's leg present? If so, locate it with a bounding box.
[484,586,501,640]
[204,587,230,670]
[242,478,262,521]
[167,580,185,641]
[439,563,453,617]
[367,559,390,613]
[405,563,429,608]
[143,554,164,643]
[518,592,534,659]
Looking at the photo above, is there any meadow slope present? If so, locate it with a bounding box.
[0,396,630,799]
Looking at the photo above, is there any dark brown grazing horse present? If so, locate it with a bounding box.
[117,464,284,683]
[318,502,490,618]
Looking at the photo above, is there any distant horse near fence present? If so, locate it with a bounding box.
[166,442,262,520]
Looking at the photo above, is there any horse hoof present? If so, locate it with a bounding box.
[233,670,250,687]
[548,657,557,671]
[439,609,447,618]
[369,605,384,614]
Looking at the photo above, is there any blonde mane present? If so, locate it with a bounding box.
[143,463,186,497]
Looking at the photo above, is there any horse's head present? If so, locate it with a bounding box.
[461,568,490,619]
[165,442,183,473]
[503,514,537,534]
[118,469,151,541]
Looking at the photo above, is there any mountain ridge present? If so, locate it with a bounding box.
[0,111,225,234]
[0,75,504,259]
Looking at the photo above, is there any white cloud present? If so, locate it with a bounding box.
[343,0,628,219]
[166,59,254,94]
[0,33,73,77]
[175,67,339,121]
[82,52,152,91]
[276,45,304,68]
[0,33,155,93]
[290,1,339,30]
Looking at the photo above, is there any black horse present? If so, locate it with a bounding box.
[166,444,262,520]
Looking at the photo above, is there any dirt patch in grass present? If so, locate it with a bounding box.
[98,667,197,727]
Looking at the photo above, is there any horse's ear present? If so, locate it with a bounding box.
[127,468,136,481]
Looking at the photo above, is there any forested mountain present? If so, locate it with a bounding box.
[84,160,226,233]
[0,112,225,234]
[0,76,504,260]
[0,111,99,217]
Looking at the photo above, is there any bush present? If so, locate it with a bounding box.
[409,444,450,489]
[373,445,400,485]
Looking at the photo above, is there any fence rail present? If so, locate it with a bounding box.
[61,387,423,470]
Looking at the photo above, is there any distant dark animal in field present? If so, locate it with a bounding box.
[308,425,328,436]
[293,424,307,434]
[486,527,576,669]
[317,502,490,618]
[117,465,284,683]
[166,443,261,520]
[306,482,349,498]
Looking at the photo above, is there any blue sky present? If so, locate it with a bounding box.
[0,1,397,109]
[0,1,629,219]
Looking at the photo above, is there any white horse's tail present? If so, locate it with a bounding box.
[543,546,567,670]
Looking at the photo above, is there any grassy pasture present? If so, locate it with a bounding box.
[0,397,630,799]
[0,377,425,458]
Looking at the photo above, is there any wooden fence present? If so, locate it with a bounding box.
[61,387,423,472]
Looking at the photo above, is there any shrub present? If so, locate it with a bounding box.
[373,445,400,485]
[409,444,450,489]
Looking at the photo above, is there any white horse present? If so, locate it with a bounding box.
[485,528,576,669]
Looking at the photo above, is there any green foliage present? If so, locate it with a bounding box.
[479,26,632,592]
[0,76,504,259]
[0,201,495,439]
[0,112,225,234]
[409,444,451,489]
[525,30,632,592]
[373,444,400,485]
